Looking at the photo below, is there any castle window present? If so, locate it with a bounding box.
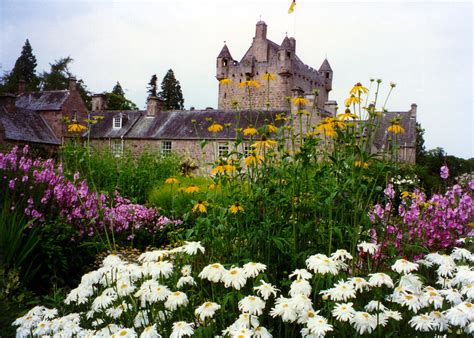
[224,93,227,99]
[161,141,172,155]
[111,140,123,157]
[113,116,122,129]
[217,142,229,158]
[223,59,228,67]
[286,51,291,58]
[325,72,330,79]
[72,110,78,122]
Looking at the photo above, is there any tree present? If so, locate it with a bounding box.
[147,74,158,97]
[106,81,138,110]
[415,122,426,163]
[0,39,40,93]
[39,57,92,109]
[158,69,184,110]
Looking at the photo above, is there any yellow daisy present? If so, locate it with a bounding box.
[229,203,244,214]
[192,200,208,213]
[208,123,224,133]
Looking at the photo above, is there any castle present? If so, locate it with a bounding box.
[216,21,334,111]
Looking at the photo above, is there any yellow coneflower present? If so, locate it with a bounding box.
[355,161,369,169]
[184,185,200,193]
[165,177,179,184]
[229,202,244,214]
[219,78,232,85]
[252,135,277,151]
[208,183,217,190]
[292,97,309,106]
[244,154,264,166]
[344,94,361,106]
[350,82,369,95]
[192,200,207,213]
[243,126,258,136]
[211,165,225,175]
[224,164,236,173]
[401,191,412,199]
[266,124,279,133]
[67,123,87,133]
[239,80,260,88]
[208,123,224,133]
[315,117,342,138]
[262,72,276,81]
[387,123,405,134]
[337,111,359,121]
[92,115,104,120]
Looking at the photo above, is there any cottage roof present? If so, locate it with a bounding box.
[87,111,142,138]
[16,90,70,111]
[89,109,292,140]
[372,111,417,150]
[0,106,60,145]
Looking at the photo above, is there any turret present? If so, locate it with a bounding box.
[277,36,293,76]
[216,44,234,80]
[319,59,333,91]
[255,20,267,40]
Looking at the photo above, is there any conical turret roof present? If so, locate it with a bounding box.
[319,58,332,71]
[217,44,233,60]
[279,36,292,50]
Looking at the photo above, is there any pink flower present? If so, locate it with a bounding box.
[440,165,449,180]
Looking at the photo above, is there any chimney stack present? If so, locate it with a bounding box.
[68,77,77,91]
[409,103,417,117]
[0,94,17,114]
[18,79,26,95]
[146,96,163,116]
[91,94,107,112]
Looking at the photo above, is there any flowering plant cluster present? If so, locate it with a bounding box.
[369,175,474,259]
[13,239,474,337]
[0,146,180,240]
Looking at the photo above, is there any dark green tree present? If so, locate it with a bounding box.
[147,74,158,97]
[158,69,184,110]
[106,81,138,110]
[415,122,426,163]
[39,57,92,109]
[0,39,40,93]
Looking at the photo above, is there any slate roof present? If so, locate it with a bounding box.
[372,111,417,150]
[16,90,70,111]
[89,109,292,140]
[319,59,332,72]
[0,106,61,145]
[217,44,233,60]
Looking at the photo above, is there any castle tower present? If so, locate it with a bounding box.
[217,21,333,111]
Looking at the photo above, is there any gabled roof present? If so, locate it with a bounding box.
[16,90,70,111]
[217,44,233,60]
[89,109,294,140]
[279,36,292,50]
[88,111,142,138]
[0,107,61,145]
[372,111,417,150]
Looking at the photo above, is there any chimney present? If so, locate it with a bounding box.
[68,77,77,91]
[324,101,338,116]
[91,94,107,112]
[0,94,17,114]
[409,103,417,117]
[146,96,163,116]
[18,79,26,95]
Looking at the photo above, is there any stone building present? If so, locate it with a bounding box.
[216,21,334,111]
[0,78,88,152]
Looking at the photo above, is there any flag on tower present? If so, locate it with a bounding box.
[288,0,296,14]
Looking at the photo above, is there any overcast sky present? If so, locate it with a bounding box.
[1,0,472,158]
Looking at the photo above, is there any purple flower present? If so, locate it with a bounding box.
[8,179,15,189]
[383,183,395,199]
[440,165,449,180]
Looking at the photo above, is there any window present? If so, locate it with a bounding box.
[113,116,122,129]
[325,72,330,79]
[218,143,229,158]
[161,141,172,155]
[72,110,78,122]
[243,144,251,157]
[223,59,228,67]
[111,140,123,157]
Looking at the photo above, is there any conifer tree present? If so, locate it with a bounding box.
[147,74,158,97]
[158,69,184,110]
[106,81,138,110]
[0,39,39,93]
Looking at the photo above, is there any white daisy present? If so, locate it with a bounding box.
[350,311,378,335]
[254,280,279,300]
[357,241,379,255]
[222,267,247,290]
[409,314,435,332]
[199,263,226,283]
[331,302,355,322]
[140,324,161,338]
[289,268,313,280]
[391,259,419,274]
[365,300,388,312]
[306,254,339,275]
[170,321,194,338]
[164,291,189,311]
[195,301,221,322]
[306,315,334,337]
[243,262,267,278]
[238,296,266,316]
[289,279,312,297]
[349,277,371,292]
[321,280,356,302]
[181,241,205,255]
[270,296,298,323]
[368,273,394,288]
[176,276,196,289]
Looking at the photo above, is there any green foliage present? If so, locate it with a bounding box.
[39,57,92,110]
[59,142,182,204]
[147,74,158,97]
[158,69,184,110]
[0,39,40,93]
[106,81,138,110]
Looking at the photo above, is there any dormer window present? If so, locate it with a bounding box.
[113,115,122,129]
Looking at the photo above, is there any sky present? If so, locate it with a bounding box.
[0,0,473,158]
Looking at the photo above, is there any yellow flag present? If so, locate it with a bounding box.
[288,0,296,14]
